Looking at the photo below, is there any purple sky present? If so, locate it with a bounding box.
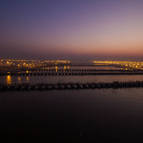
[1,0,143,60]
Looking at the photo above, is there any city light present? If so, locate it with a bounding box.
[93,61,143,70]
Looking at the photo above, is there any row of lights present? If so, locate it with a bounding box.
[93,61,143,70]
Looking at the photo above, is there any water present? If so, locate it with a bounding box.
[1,75,143,85]
[0,64,133,85]
[1,65,143,142]
[0,88,143,142]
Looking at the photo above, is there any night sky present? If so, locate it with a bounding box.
[1,0,143,60]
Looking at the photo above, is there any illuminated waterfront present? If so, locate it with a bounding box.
[93,61,143,70]
[0,59,70,70]
[0,59,143,87]
[0,59,143,75]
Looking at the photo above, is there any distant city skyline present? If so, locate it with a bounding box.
[1,0,143,60]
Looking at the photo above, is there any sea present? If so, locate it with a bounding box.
[0,66,143,142]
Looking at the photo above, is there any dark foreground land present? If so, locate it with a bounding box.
[1,89,143,142]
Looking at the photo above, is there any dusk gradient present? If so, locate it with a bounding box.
[1,0,143,59]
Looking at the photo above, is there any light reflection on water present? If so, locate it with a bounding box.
[55,66,58,72]
[1,75,143,85]
[6,75,12,85]
[26,76,29,82]
[2,76,30,85]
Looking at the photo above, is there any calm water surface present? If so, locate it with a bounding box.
[0,89,143,142]
[1,75,143,85]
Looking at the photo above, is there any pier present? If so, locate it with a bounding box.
[0,81,143,91]
[1,69,143,76]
